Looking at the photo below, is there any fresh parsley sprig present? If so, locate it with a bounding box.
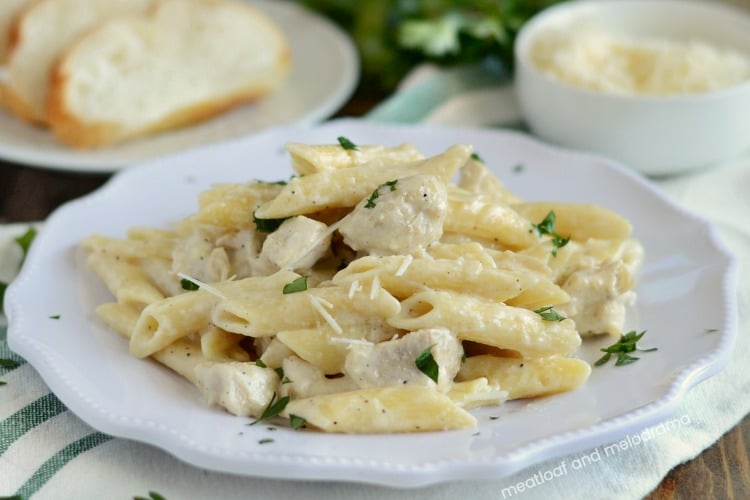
[282,276,308,294]
[415,345,439,383]
[253,210,288,234]
[365,179,398,209]
[532,211,570,257]
[290,414,307,430]
[180,278,200,291]
[249,392,290,425]
[337,136,358,151]
[133,491,166,500]
[533,306,566,322]
[594,330,657,367]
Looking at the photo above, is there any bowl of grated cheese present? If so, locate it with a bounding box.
[514,0,750,175]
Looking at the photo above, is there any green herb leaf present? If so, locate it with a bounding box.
[337,136,358,151]
[180,278,200,291]
[0,381,6,386]
[532,210,570,257]
[704,328,719,334]
[533,305,566,322]
[282,276,308,294]
[415,345,439,383]
[255,359,267,368]
[133,492,166,500]
[253,210,288,233]
[364,187,380,209]
[257,179,288,186]
[49,315,61,320]
[594,330,657,367]
[365,179,398,209]
[274,367,284,377]
[533,210,556,236]
[249,393,290,425]
[513,164,525,174]
[470,152,484,163]
[258,438,274,445]
[0,358,20,369]
[290,414,307,430]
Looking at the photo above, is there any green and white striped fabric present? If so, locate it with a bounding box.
[2,68,750,499]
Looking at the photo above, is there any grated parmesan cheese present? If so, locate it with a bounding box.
[395,254,413,277]
[530,21,750,95]
[347,279,362,299]
[369,274,381,300]
[308,294,342,334]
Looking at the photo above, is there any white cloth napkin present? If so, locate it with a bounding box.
[2,67,749,500]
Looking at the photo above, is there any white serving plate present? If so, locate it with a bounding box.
[0,1,358,172]
[5,119,737,487]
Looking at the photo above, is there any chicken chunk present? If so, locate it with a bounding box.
[338,174,447,256]
[194,361,279,417]
[344,327,462,393]
[557,260,636,335]
[254,215,331,274]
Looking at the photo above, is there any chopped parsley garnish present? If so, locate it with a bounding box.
[257,179,288,186]
[180,278,200,291]
[258,438,274,445]
[249,393,290,425]
[0,381,6,386]
[365,179,398,209]
[290,414,307,430]
[470,152,484,163]
[532,211,570,257]
[253,210,288,233]
[49,315,61,320]
[415,345,439,383]
[704,328,719,334]
[281,376,292,385]
[533,306,566,322]
[274,367,284,378]
[133,492,166,500]
[512,163,525,174]
[0,358,20,369]
[365,187,380,209]
[337,136,358,151]
[384,179,398,191]
[594,330,657,367]
[282,276,308,294]
[255,359,267,368]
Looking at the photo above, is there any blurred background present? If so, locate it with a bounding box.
[298,0,750,111]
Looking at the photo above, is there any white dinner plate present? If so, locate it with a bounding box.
[5,119,737,487]
[0,1,358,173]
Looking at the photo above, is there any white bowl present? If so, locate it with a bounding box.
[514,0,750,176]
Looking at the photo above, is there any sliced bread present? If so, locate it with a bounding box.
[47,0,291,148]
[0,0,154,124]
[0,0,34,63]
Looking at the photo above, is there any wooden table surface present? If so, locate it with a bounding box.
[1,74,749,500]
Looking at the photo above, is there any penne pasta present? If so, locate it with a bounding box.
[81,138,642,431]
